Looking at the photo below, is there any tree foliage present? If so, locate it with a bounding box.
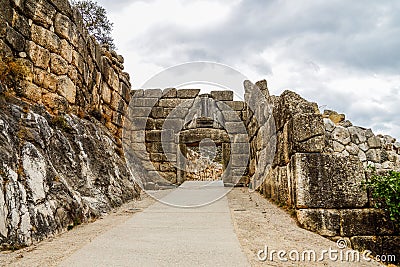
[71,0,116,49]
[363,168,400,226]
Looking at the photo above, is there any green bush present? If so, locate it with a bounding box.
[364,168,400,226]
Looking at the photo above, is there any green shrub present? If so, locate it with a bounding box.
[363,168,400,226]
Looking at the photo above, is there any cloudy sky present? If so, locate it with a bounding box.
[97,0,400,138]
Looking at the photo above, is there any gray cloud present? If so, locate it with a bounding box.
[133,0,400,74]
[113,0,400,137]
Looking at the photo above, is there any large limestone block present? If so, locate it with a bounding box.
[56,75,76,104]
[26,41,51,69]
[24,0,56,28]
[177,89,200,99]
[291,153,368,209]
[296,209,340,237]
[54,13,73,40]
[6,26,25,52]
[210,90,233,101]
[274,90,319,131]
[289,113,325,153]
[31,24,61,53]
[50,53,68,75]
[341,209,396,236]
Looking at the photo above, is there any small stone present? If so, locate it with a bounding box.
[332,126,351,145]
[323,118,335,132]
[367,136,381,149]
[19,52,27,58]
[341,150,350,157]
[339,120,353,127]
[358,150,367,162]
[382,161,393,169]
[333,141,345,152]
[394,142,400,149]
[346,143,359,155]
[366,149,381,163]
[348,126,367,144]
[323,110,345,124]
[359,142,369,152]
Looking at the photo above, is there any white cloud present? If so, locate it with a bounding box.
[96,0,400,138]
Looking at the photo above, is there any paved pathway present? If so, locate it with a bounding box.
[60,181,249,267]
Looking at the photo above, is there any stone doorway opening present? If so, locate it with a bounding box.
[177,128,230,184]
[184,140,223,181]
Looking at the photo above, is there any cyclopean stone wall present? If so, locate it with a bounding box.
[0,0,130,144]
[244,80,400,260]
[0,0,139,249]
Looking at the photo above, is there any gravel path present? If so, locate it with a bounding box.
[227,187,383,267]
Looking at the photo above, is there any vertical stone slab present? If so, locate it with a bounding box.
[291,153,368,209]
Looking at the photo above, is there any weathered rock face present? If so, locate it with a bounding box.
[0,0,130,144]
[0,99,139,248]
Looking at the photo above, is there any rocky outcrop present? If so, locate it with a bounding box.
[0,97,139,248]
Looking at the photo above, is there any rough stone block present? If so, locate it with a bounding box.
[367,136,382,149]
[24,0,56,28]
[131,97,158,107]
[332,126,351,145]
[289,113,325,153]
[348,126,367,144]
[292,153,368,209]
[56,75,76,104]
[211,90,233,101]
[11,10,30,38]
[31,24,60,53]
[33,67,57,92]
[341,209,382,236]
[222,110,242,122]
[297,209,341,237]
[162,88,177,98]
[0,0,12,23]
[130,107,152,118]
[158,98,182,108]
[101,83,111,104]
[350,236,383,257]
[20,81,42,103]
[6,26,25,52]
[225,101,245,111]
[232,133,249,143]
[42,92,68,112]
[274,90,319,131]
[231,154,249,167]
[166,107,188,119]
[60,39,73,63]
[366,149,381,163]
[225,121,247,134]
[54,13,72,40]
[143,89,162,98]
[26,41,50,69]
[50,53,68,75]
[177,89,200,98]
